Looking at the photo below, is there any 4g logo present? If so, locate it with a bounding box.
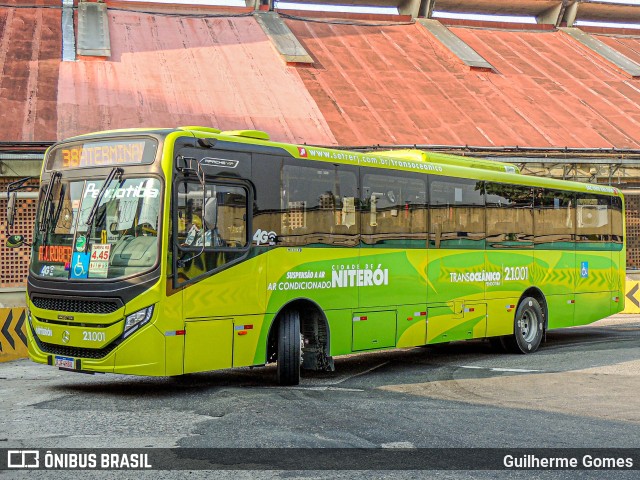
[253,229,277,246]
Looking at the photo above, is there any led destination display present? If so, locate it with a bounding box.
[47,138,158,170]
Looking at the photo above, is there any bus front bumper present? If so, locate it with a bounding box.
[26,321,168,376]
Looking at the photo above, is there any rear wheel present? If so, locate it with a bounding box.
[504,296,544,354]
[276,311,301,386]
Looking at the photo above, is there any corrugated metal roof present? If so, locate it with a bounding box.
[0,7,335,144]
[595,33,640,69]
[57,12,336,144]
[0,4,61,142]
[1,4,640,150]
[452,26,640,148]
[286,19,640,149]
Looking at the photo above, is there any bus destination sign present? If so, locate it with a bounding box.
[48,138,157,170]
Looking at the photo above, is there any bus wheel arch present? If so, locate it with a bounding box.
[504,288,547,354]
[267,299,334,378]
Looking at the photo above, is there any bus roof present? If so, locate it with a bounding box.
[59,126,622,198]
[376,149,521,175]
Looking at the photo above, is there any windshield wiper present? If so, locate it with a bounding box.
[39,171,61,236]
[85,167,123,230]
[50,184,67,232]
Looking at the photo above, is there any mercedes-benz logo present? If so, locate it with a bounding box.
[62,331,70,344]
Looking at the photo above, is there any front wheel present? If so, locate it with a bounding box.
[276,311,301,386]
[504,297,544,354]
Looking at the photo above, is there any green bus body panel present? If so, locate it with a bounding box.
[184,319,233,373]
[575,292,613,326]
[427,304,487,344]
[486,251,534,298]
[546,295,575,329]
[427,251,485,304]
[27,244,625,374]
[25,128,626,377]
[352,311,396,351]
[396,305,427,348]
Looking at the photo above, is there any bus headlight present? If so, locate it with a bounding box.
[123,305,154,338]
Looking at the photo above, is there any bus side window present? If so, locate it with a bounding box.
[176,182,203,246]
[280,162,358,247]
[611,196,624,250]
[176,181,249,283]
[429,177,485,249]
[534,188,575,250]
[361,169,427,248]
[485,183,533,249]
[177,182,248,249]
[576,193,611,251]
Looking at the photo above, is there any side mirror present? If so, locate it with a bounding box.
[6,177,34,246]
[6,234,24,248]
[6,191,16,228]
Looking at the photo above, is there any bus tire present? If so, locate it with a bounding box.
[276,310,301,386]
[504,296,544,354]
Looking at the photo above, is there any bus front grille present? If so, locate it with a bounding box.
[37,339,119,360]
[32,296,122,314]
[29,321,121,360]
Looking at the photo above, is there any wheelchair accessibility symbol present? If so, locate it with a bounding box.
[70,252,90,279]
[580,261,589,279]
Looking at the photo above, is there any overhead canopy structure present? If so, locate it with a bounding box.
[277,0,640,26]
[275,0,415,6]
[424,0,562,18]
[576,0,640,24]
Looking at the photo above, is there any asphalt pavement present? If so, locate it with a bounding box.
[1,314,638,479]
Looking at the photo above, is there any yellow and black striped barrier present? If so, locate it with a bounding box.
[0,307,28,362]
[624,279,640,314]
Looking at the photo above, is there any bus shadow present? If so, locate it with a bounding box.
[47,365,279,396]
[46,320,639,395]
[324,321,640,388]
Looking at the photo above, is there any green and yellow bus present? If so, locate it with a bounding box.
[6,127,625,385]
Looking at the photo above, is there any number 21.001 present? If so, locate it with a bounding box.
[504,266,529,281]
[83,331,106,342]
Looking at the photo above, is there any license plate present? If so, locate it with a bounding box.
[54,356,75,369]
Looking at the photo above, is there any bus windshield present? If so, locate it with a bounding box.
[30,176,162,280]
